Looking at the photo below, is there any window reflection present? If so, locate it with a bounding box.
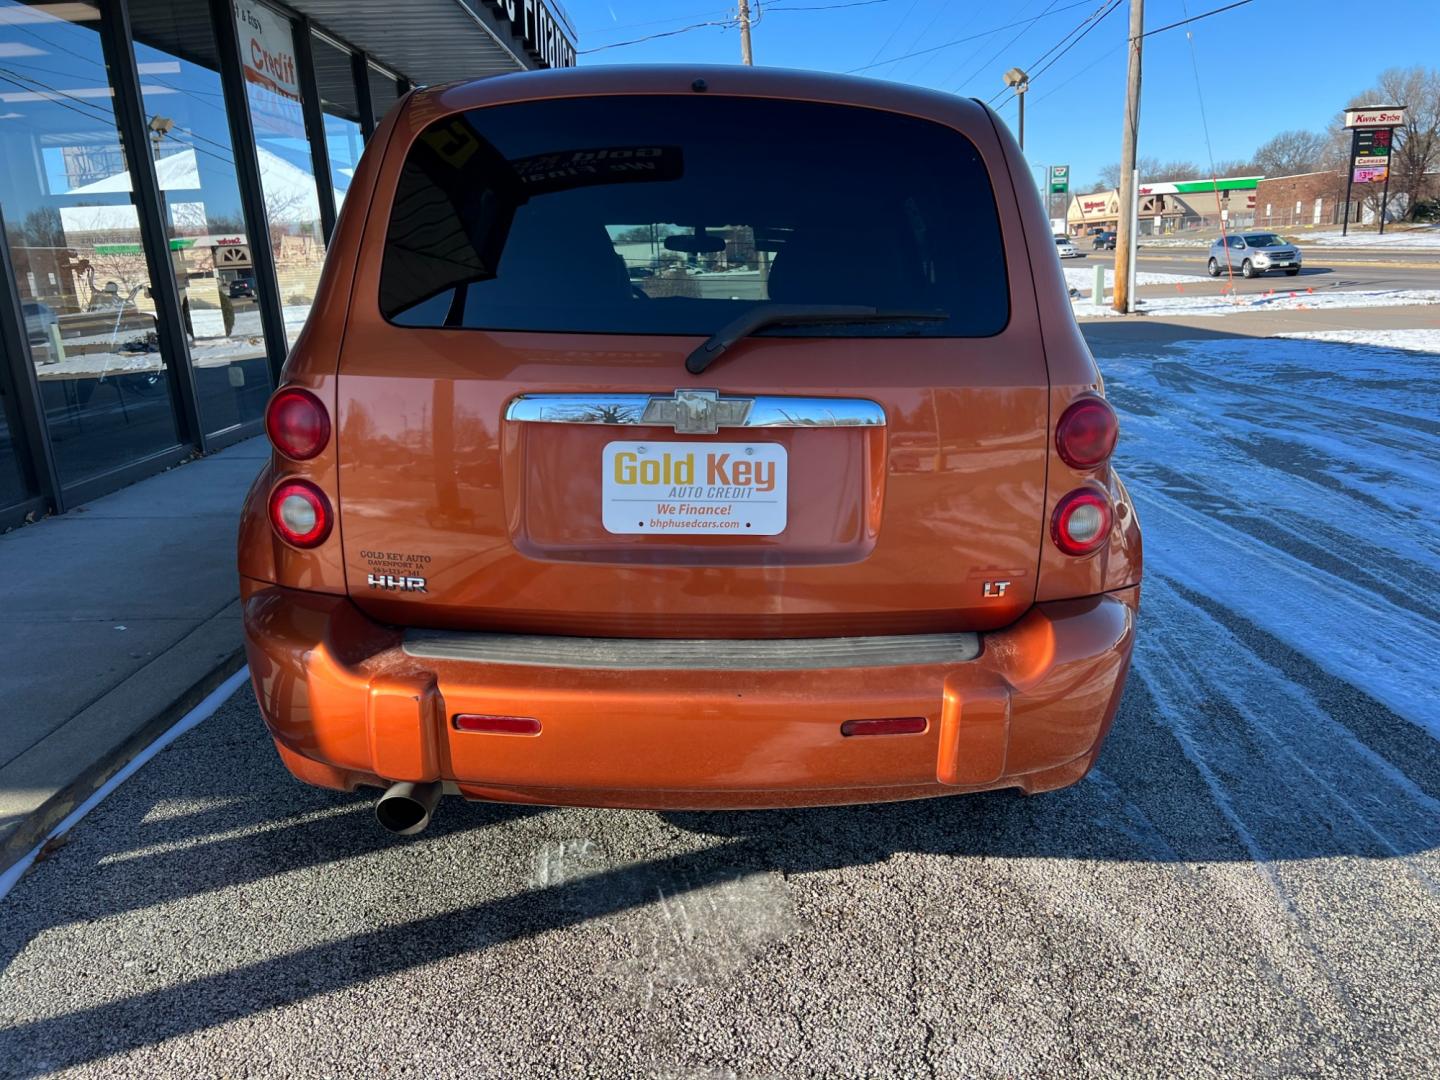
[367,62,403,130]
[234,0,324,347]
[311,32,361,214]
[0,0,182,487]
[129,0,272,437]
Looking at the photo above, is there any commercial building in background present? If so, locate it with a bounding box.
[0,0,576,527]
[1066,176,1261,236]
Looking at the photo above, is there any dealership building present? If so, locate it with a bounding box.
[0,0,575,527]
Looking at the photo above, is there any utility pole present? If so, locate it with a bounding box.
[1003,67,1029,151]
[1112,0,1143,314]
[738,0,754,65]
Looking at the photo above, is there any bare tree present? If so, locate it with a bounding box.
[1095,157,1205,188]
[1252,129,1329,177]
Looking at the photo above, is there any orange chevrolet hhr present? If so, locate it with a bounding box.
[238,66,1141,834]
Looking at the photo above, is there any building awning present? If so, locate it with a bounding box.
[290,0,573,84]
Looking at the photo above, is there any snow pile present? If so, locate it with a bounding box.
[1276,328,1440,354]
[1074,287,1440,318]
[1064,267,1206,291]
[1277,227,1440,249]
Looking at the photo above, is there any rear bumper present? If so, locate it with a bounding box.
[242,581,1139,809]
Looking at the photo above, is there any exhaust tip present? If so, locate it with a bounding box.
[375,781,442,835]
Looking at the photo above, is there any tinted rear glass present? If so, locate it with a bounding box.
[380,96,1009,337]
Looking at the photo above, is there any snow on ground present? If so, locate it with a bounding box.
[1074,287,1440,318]
[1064,267,1206,291]
[1101,336,1440,735]
[1274,227,1440,249]
[1275,328,1440,354]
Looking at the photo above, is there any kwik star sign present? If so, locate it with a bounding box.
[1345,105,1407,186]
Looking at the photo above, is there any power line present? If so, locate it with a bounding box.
[990,0,1253,109]
[843,1,1093,73]
[988,0,1123,106]
[578,19,735,54]
[860,0,921,67]
[1143,0,1257,38]
[951,0,1059,94]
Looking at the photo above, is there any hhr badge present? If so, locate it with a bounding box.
[368,574,427,593]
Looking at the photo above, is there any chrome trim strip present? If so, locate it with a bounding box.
[504,392,886,429]
[403,630,979,670]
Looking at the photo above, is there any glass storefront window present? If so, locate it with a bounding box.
[367,63,403,130]
[0,337,37,511]
[0,0,183,488]
[129,0,272,437]
[311,33,362,214]
[233,0,324,348]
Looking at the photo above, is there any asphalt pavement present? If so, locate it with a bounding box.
[1,326,1438,1078]
[1071,243,1440,297]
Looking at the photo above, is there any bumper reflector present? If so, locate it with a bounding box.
[454,714,542,736]
[840,717,927,737]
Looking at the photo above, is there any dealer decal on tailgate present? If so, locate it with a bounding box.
[602,441,788,535]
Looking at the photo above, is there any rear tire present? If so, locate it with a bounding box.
[1285,268,1300,276]
[1241,259,1256,279]
[1207,257,1221,277]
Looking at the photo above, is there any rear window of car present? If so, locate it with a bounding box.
[379,95,1009,338]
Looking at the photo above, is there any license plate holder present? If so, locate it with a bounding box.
[601,440,788,535]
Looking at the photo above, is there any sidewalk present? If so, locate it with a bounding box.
[0,437,265,873]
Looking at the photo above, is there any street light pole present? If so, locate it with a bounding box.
[1003,67,1029,151]
[738,0,754,65]
[1112,0,1144,315]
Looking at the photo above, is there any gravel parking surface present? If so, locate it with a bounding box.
[2,331,1437,1078]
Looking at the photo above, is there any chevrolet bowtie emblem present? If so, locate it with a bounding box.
[641,390,754,435]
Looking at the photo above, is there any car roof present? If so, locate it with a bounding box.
[411,63,996,138]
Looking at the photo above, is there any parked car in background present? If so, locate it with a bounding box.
[1208,232,1302,278]
[1093,231,1116,250]
[240,65,1142,835]
[229,277,256,299]
[1055,235,1081,259]
[21,300,57,344]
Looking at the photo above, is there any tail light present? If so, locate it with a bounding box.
[1055,397,1117,470]
[268,479,333,548]
[265,386,330,461]
[1051,488,1112,556]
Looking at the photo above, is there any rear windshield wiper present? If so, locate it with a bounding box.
[685,304,950,374]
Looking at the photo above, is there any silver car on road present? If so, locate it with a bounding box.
[1208,232,1302,278]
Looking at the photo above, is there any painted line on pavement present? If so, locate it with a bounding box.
[0,666,252,903]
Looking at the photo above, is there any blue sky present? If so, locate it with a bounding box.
[565,0,1440,190]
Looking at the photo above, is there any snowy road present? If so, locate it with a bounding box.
[1,332,1437,1077]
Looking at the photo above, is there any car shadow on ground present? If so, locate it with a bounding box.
[2,644,1437,1076]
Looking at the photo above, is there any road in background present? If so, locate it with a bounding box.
[1,326,1437,1078]
[1055,244,1440,298]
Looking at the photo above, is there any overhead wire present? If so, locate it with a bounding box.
[843,1,1093,73]
[988,0,1123,108]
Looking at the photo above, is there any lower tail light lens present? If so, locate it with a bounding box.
[268,479,333,548]
[1051,488,1112,556]
[1055,397,1118,469]
[454,714,542,736]
[266,386,330,461]
[840,717,928,737]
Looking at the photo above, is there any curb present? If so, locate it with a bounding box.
[0,614,247,877]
